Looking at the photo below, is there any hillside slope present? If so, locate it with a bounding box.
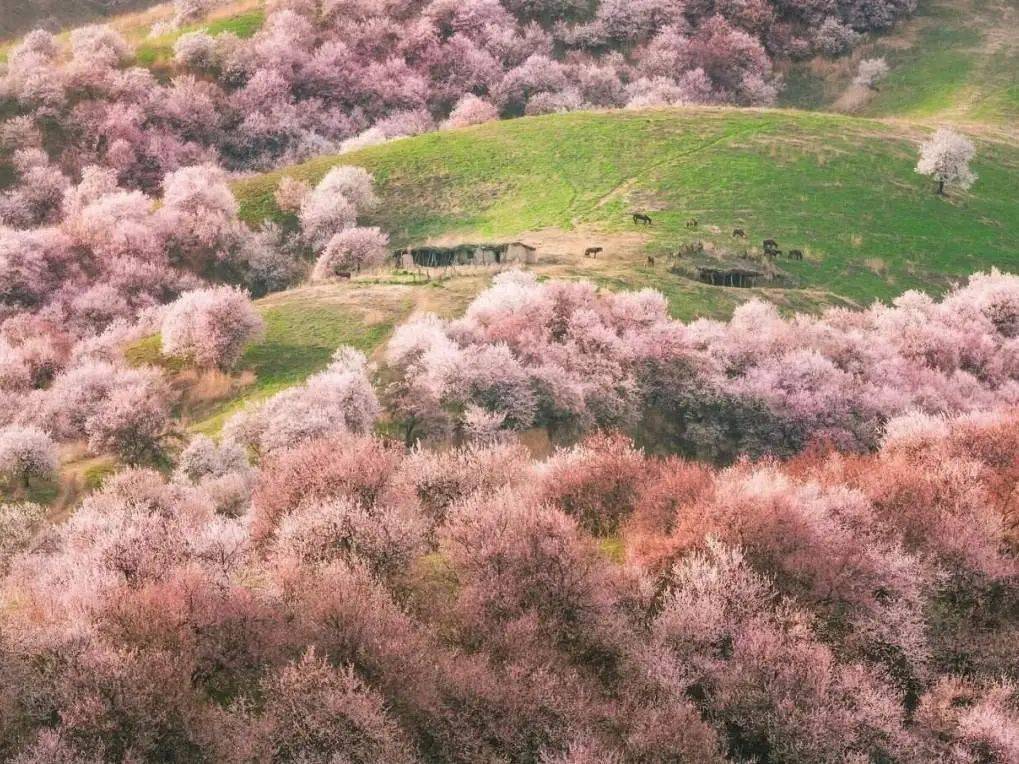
[135,106,1016,436]
[781,0,1018,135]
[237,108,1019,313]
[0,0,161,40]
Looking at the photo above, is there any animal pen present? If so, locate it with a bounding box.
[696,267,764,288]
[397,242,537,268]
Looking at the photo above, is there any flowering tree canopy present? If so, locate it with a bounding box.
[161,286,264,370]
[916,127,978,194]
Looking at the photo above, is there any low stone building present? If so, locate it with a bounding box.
[396,242,538,268]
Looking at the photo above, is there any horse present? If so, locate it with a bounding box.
[685,218,699,229]
[787,249,803,260]
[732,228,746,238]
[336,271,353,280]
[584,246,603,258]
[763,238,779,252]
[646,256,656,267]
[632,212,653,225]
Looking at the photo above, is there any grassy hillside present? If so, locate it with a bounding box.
[236,108,1019,313]
[134,3,264,71]
[130,106,1010,436]
[1,1,265,67]
[0,0,163,42]
[127,282,412,434]
[781,0,1018,133]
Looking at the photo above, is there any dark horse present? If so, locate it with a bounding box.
[584,246,603,258]
[632,213,653,225]
[732,228,746,238]
[685,218,698,229]
[787,249,804,260]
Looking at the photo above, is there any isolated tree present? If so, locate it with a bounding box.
[161,287,264,371]
[854,57,889,89]
[0,425,58,488]
[916,128,977,195]
[313,227,391,279]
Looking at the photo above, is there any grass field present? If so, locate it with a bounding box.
[236,108,1019,312]
[1,1,265,68]
[781,0,1019,133]
[134,6,265,70]
[0,0,163,42]
[127,281,410,434]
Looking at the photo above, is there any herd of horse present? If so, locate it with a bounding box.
[581,212,805,268]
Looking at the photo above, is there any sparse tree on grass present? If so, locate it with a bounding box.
[161,286,264,371]
[916,127,977,195]
[854,57,889,89]
[312,227,390,279]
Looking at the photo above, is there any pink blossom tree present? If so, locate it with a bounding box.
[0,425,57,489]
[441,94,500,129]
[299,166,378,249]
[225,347,379,454]
[161,286,264,371]
[312,226,390,278]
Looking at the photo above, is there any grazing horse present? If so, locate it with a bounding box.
[584,246,603,258]
[787,249,803,260]
[763,238,779,251]
[632,212,653,225]
[336,271,353,280]
[646,255,656,267]
[685,218,698,229]
[732,228,746,238]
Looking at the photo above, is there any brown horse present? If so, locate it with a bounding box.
[732,228,746,238]
[632,212,653,225]
[685,218,698,229]
[787,249,803,260]
[646,256,656,267]
[584,246,603,258]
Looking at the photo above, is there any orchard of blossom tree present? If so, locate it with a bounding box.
[0,408,1017,760]
[0,0,1017,760]
[0,0,919,196]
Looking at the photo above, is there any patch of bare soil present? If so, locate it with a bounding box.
[418,227,654,278]
[834,83,878,113]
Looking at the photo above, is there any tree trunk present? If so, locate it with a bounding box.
[404,418,418,448]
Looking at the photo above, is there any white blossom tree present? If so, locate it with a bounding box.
[916,128,977,195]
[853,57,889,89]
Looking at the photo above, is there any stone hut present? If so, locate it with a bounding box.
[505,241,537,264]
